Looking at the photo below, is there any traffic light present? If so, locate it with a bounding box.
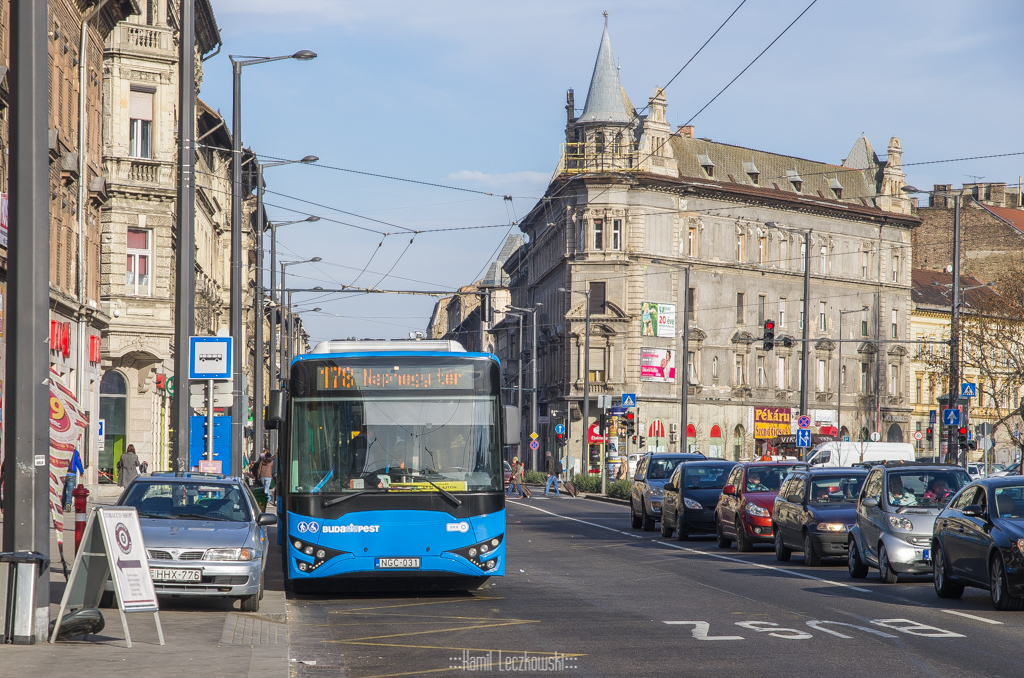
[763,320,775,351]
[555,428,566,447]
[926,427,933,441]
[624,411,636,437]
[957,427,969,453]
[639,435,647,448]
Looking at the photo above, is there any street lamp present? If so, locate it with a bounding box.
[508,303,542,469]
[903,184,963,466]
[229,49,316,481]
[252,156,318,462]
[652,259,692,456]
[281,258,322,376]
[559,287,594,492]
[837,306,869,442]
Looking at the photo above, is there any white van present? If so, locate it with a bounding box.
[805,441,915,467]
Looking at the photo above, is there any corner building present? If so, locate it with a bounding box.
[508,21,920,467]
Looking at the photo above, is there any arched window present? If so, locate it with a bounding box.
[731,424,746,461]
[709,425,723,458]
[99,371,129,484]
[886,423,904,443]
[686,423,697,454]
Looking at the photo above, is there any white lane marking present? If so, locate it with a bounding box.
[510,500,872,594]
[941,610,1003,625]
[664,621,744,640]
[871,619,965,638]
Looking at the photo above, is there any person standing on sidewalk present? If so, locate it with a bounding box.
[544,451,560,497]
[257,451,275,499]
[117,444,141,488]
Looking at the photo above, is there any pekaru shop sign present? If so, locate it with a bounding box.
[753,407,792,439]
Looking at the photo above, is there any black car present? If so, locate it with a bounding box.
[629,452,706,531]
[772,467,867,565]
[931,477,1024,610]
[660,460,738,540]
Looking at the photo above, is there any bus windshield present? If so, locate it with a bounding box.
[289,395,501,495]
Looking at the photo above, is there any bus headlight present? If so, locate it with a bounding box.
[448,534,505,569]
[290,538,350,573]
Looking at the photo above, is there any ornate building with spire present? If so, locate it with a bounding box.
[504,18,920,470]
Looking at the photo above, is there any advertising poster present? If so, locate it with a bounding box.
[640,348,675,382]
[49,367,89,544]
[640,302,675,337]
[99,507,158,611]
[753,407,792,439]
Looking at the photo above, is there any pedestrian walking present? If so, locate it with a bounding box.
[506,457,525,498]
[117,444,141,488]
[257,451,275,499]
[544,451,560,497]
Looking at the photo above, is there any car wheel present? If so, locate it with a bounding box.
[239,594,260,612]
[258,571,266,601]
[990,554,1024,611]
[933,543,964,599]
[803,531,822,567]
[641,502,656,532]
[735,519,753,552]
[630,499,642,529]
[675,522,689,541]
[774,529,792,561]
[660,511,674,538]
[716,517,732,549]
[848,538,868,579]
[878,543,899,584]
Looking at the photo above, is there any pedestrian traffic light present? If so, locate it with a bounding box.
[763,320,775,351]
[624,411,636,437]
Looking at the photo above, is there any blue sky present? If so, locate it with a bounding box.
[197,0,1024,343]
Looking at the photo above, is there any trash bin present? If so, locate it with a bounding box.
[0,551,50,644]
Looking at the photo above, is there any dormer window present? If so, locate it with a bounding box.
[829,176,843,199]
[595,131,605,154]
[787,169,803,193]
[743,161,759,185]
[698,152,715,178]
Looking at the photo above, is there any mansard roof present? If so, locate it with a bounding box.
[578,22,631,124]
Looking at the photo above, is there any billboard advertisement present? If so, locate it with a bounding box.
[641,302,675,337]
[640,347,675,382]
[753,407,792,439]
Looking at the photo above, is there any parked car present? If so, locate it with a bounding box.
[629,452,706,531]
[772,467,868,565]
[931,478,1024,610]
[715,461,807,552]
[967,464,987,480]
[847,462,971,583]
[116,472,277,611]
[660,460,738,540]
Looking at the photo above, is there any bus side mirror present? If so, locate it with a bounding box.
[503,405,520,446]
[267,390,287,426]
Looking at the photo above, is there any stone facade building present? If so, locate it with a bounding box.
[507,22,920,469]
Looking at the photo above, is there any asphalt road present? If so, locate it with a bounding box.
[288,497,1023,678]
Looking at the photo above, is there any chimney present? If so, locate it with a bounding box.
[566,88,575,125]
[677,125,694,139]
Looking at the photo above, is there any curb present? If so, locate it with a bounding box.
[581,494,630,506]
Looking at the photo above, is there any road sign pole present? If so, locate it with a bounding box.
[206,379,215,461]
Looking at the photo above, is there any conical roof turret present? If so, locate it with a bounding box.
[578,18,630,124]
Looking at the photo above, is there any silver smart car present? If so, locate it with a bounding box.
[848,462,970,583]
[117,472,277,611]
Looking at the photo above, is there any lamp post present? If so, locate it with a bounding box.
[509,303,542,469]
[268,215,319,391]
[837,307,869,441]
[559,287,593,491]
[903,185,962,465]
[280,259,322,377]
[229,49,316,482]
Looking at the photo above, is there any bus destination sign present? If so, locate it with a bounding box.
[317,364,474,391]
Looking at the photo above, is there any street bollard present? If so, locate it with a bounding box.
[73,484,90,557]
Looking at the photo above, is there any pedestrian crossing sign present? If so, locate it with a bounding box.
[622,393,636,408]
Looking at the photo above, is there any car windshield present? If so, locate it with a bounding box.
[808,475,865,504]
[994,486,1024,519]
[745,465,801,492]
[647,458,692,480]
[682,464,734,489]
[886,469,971,508]
[121,482,252,522]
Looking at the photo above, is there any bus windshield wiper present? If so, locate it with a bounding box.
[322,489,385,508]
[423,479,462,507]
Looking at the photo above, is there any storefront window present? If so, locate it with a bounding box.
[99,371,128,484]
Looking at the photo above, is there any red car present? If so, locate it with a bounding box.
[715,461,807,551]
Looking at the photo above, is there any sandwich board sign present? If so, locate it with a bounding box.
[51,506,163,648]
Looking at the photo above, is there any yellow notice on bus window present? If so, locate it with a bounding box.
[389,481,468,492]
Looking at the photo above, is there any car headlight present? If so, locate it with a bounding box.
[888,516,913,531]
[815,522,847,532]
[683,497,703,511]
[204,547,255,561]
[745,503,770,517]
[648,486,664,497]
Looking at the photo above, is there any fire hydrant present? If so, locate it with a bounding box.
[73,484,90,557]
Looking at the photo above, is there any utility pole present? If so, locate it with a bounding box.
[172,0,196,471]
[680,267,691,454]
[948,194,962,465]
[230,60,245,479]
[583,292,593,493]
[5,0,53,642]
[799,231,812,437]
[253,165,265,461]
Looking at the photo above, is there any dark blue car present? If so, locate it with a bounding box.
[660,459,738,539]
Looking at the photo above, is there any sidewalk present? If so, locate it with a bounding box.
[1,492,290,677]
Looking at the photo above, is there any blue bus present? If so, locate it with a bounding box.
[268,340,517,591]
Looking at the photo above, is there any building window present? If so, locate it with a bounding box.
[736,292,744,325]
[757,355,767,387]
[778,297,786,327]
[595,131,605,154]
[778,356,787,389]
[611,219,621,250]
[711,356,718,379]
[818,301,827,332]
[593,219,603,250]
[891,255,900,282]
[890,365,900,395]
[799,308,804,331]
[735,354,746,385]
[891,309,898,339]
[736,233,745,262]
[800,240,807,272]
[819,245,827,273]
[687,227,697,257]
[860,362,870,394]
[588,281,606,315]
[817,359,826,391]
[126,228,151,296]
[780,239,789,270]
[841,364,847,389]
[588,346,606,383]
[861,308,868,336]
[687,287,696,321]
[759,237,767,265]
[687,351,697,383]
[129,89,153,159]
[915,377,922,404]
[758,295,766,325]
[861,250,869,279]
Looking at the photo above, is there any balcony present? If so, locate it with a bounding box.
[106,158,173,189]
[112,23,174,55]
